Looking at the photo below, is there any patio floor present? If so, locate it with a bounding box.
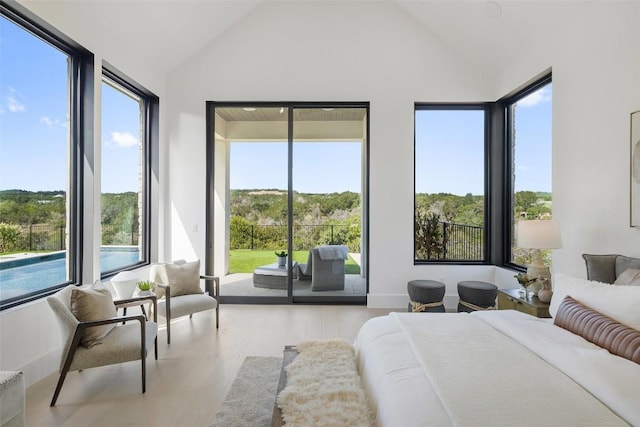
[219,273,366,297]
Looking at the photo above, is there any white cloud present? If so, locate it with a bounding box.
[111,131,138,148]
[40,117,60,127]
[7,95,25,112]
[516,87,551,108]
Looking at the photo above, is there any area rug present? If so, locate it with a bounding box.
[276,340,373,427]
[211,356,282,427]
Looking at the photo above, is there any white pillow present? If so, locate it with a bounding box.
[551,273,640,330]
[614,268,640,285]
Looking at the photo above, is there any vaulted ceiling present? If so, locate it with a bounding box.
[21,0,590,78]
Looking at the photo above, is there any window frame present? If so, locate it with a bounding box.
[501,73,553,270]
[0,2,93,310]
[99,64,157,278]
[413,103,491,264]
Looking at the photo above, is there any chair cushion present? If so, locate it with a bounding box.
[69,321,157,371]
[163,260,204,297]
[157,294,216,319]
[70,286,117,348]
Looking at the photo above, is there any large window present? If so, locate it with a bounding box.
[100,68,153,275]
[506,77,553,267]
[414,106,486,262]
[0,5,90,308]
[413,75,551,267]
[0,3,157,309]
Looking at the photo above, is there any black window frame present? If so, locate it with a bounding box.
[413,73,552,270]
[501,73,553,270]
[413,103,491,264]
[99,63,158,279]
[0,2,93,310]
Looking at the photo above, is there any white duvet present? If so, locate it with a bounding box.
[354,310,640,427]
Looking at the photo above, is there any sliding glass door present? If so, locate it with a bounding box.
[292,108,366,302]
[208,102,368,304]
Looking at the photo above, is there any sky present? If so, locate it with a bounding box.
[1,14,551,197]
[415,86,552,196]
[230,141,362,194]
[0,16,141,194]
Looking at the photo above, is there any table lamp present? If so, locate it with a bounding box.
[516,219,562,280]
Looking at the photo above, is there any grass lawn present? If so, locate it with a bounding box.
[229,249,361,274]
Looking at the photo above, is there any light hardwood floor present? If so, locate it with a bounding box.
[26,304,392,427]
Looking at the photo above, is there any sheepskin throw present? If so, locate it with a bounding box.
[276,339,373,427]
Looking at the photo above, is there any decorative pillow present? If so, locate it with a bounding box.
[614,268,640,285]
[70,285,117,348]
[554,296,640,364]
[550,273,640,331]
[163,260,203,297]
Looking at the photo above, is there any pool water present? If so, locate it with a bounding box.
[0,249,141,302]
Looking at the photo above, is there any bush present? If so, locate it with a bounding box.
[0,223,22,253]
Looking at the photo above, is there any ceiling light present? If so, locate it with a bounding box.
[242,107,256,112]
[322,108,334,112]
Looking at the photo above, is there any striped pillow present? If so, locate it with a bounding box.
[554,296,640,365]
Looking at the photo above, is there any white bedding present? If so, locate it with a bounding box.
[354,310,640,427]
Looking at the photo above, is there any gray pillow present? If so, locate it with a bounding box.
[582,254,618,284]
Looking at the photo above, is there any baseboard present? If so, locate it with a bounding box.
[367,293,459,311]
[19,347,60,388]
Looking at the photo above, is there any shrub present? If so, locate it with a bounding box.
[0,223,22,253]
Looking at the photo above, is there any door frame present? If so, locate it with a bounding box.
[205,101,369,305]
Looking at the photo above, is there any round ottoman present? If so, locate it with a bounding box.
[457,281,497,312]
[407,280,446,313]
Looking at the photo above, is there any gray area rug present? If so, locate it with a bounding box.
[212,356,282,427]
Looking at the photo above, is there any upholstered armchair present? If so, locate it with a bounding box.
[149,259,219,345]
[47,285,158,406]
[298,245,348,291]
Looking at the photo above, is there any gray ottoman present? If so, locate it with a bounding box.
[407,280,446,313]
[457,281,497,312]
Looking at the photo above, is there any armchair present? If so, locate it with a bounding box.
[47,285,158,406]
[149,259,219,345]
[298,245,348,291]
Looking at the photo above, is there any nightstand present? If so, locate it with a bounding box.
[497,288,551,318]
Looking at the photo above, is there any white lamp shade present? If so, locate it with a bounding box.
[516,220,562,249]
[110,271,139,299]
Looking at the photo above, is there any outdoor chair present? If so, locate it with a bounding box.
[149,259,219,344]
[298,245,348,291]
[47,284,158,406]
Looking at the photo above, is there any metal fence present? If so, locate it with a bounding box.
[441,222,484,260]
[1,224,138,253]
[230,224,359,252]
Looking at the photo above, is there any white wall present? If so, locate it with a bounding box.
[5,0,640,387]
[496,2,640,279]
[166,1,497,308]
[0,2,168,386]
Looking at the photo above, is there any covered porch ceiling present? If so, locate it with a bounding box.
[214,106,367,142]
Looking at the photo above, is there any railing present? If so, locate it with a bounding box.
[1,224,138,253]
[441,222,483,260]
[231,224,359,252]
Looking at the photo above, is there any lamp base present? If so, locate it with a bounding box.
[526,265,550,280]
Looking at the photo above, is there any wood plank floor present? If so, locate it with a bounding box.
[25,304,392,427]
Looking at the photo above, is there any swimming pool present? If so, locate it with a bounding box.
[0,248,141,302]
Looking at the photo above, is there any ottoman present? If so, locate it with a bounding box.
[407,280,446,313]
[457,281,497,312]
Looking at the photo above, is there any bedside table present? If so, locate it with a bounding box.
[497,288,551,318]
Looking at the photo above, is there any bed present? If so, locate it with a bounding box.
[354,274,640,427]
